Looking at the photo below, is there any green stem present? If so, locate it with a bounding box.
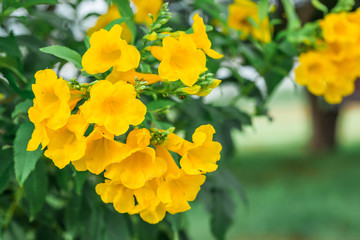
[3,187,23,228]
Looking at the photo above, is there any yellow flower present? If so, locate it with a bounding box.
[163,125,222,175]
[137,199,166,224]
[295,51,337,95]
[27,123,50,151]
[157,170,205,214]
[105,68,162,85]
[71,126,131,174]
[164,132,189,156]
[151,32,207,86]
[87,5,132,43]
[133,0,163,26]
[251,17,271,43]
[179,124,222,175]
[323,83,348,104]
[82,24,140,75]
[154,145,181,175]
[190,13,223,59]
[81,80,146,136]
[155,145,206,214]
[320,12,359,44]
[96,180,157,214]
[96,179,167,224]
[28,69,71,130]
[44,114,88,169]
[227,0,271,43]
[325,41,357,61]
[104,128,167,189]
[335,57,360,84]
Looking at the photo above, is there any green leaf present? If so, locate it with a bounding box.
[155,121,173,130]
[65,195,90,239]
[104,210,131,240]
[332,0,355,13]
[112,0,136,43]
[40,45,82,69]
[104,17,129,31]
[0,149,13,194]
[311,0,328,15]
[0,57,28,84]
[2,221,27,240]
[74,170,89,195]
[23,160,48,219]
[11,99,33,119]
[147,99,175,112]
[14,122,42,186]
[84,36,90,49]
[0,34,21,58]
[193,0,225,25]
[258,0,269,21]
[210,189,236,240]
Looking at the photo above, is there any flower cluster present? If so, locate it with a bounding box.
[96,125,221,224]
[27,4,223,224]
[227,0,272,43]
[150,13,223,88]
[295,9,360,104]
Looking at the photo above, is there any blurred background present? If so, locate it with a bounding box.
[188,79,360,240]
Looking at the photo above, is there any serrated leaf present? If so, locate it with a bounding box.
[40,45,82,69]
[104,17,129,31]
[11,99,33,119]
[112,0,136,43]
[147,99,175,112]
[14,122,42,186]
[23,160,48,219]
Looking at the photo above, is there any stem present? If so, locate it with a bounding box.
[3,187,23,228]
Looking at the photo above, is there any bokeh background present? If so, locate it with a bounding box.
[189,78,360,240]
